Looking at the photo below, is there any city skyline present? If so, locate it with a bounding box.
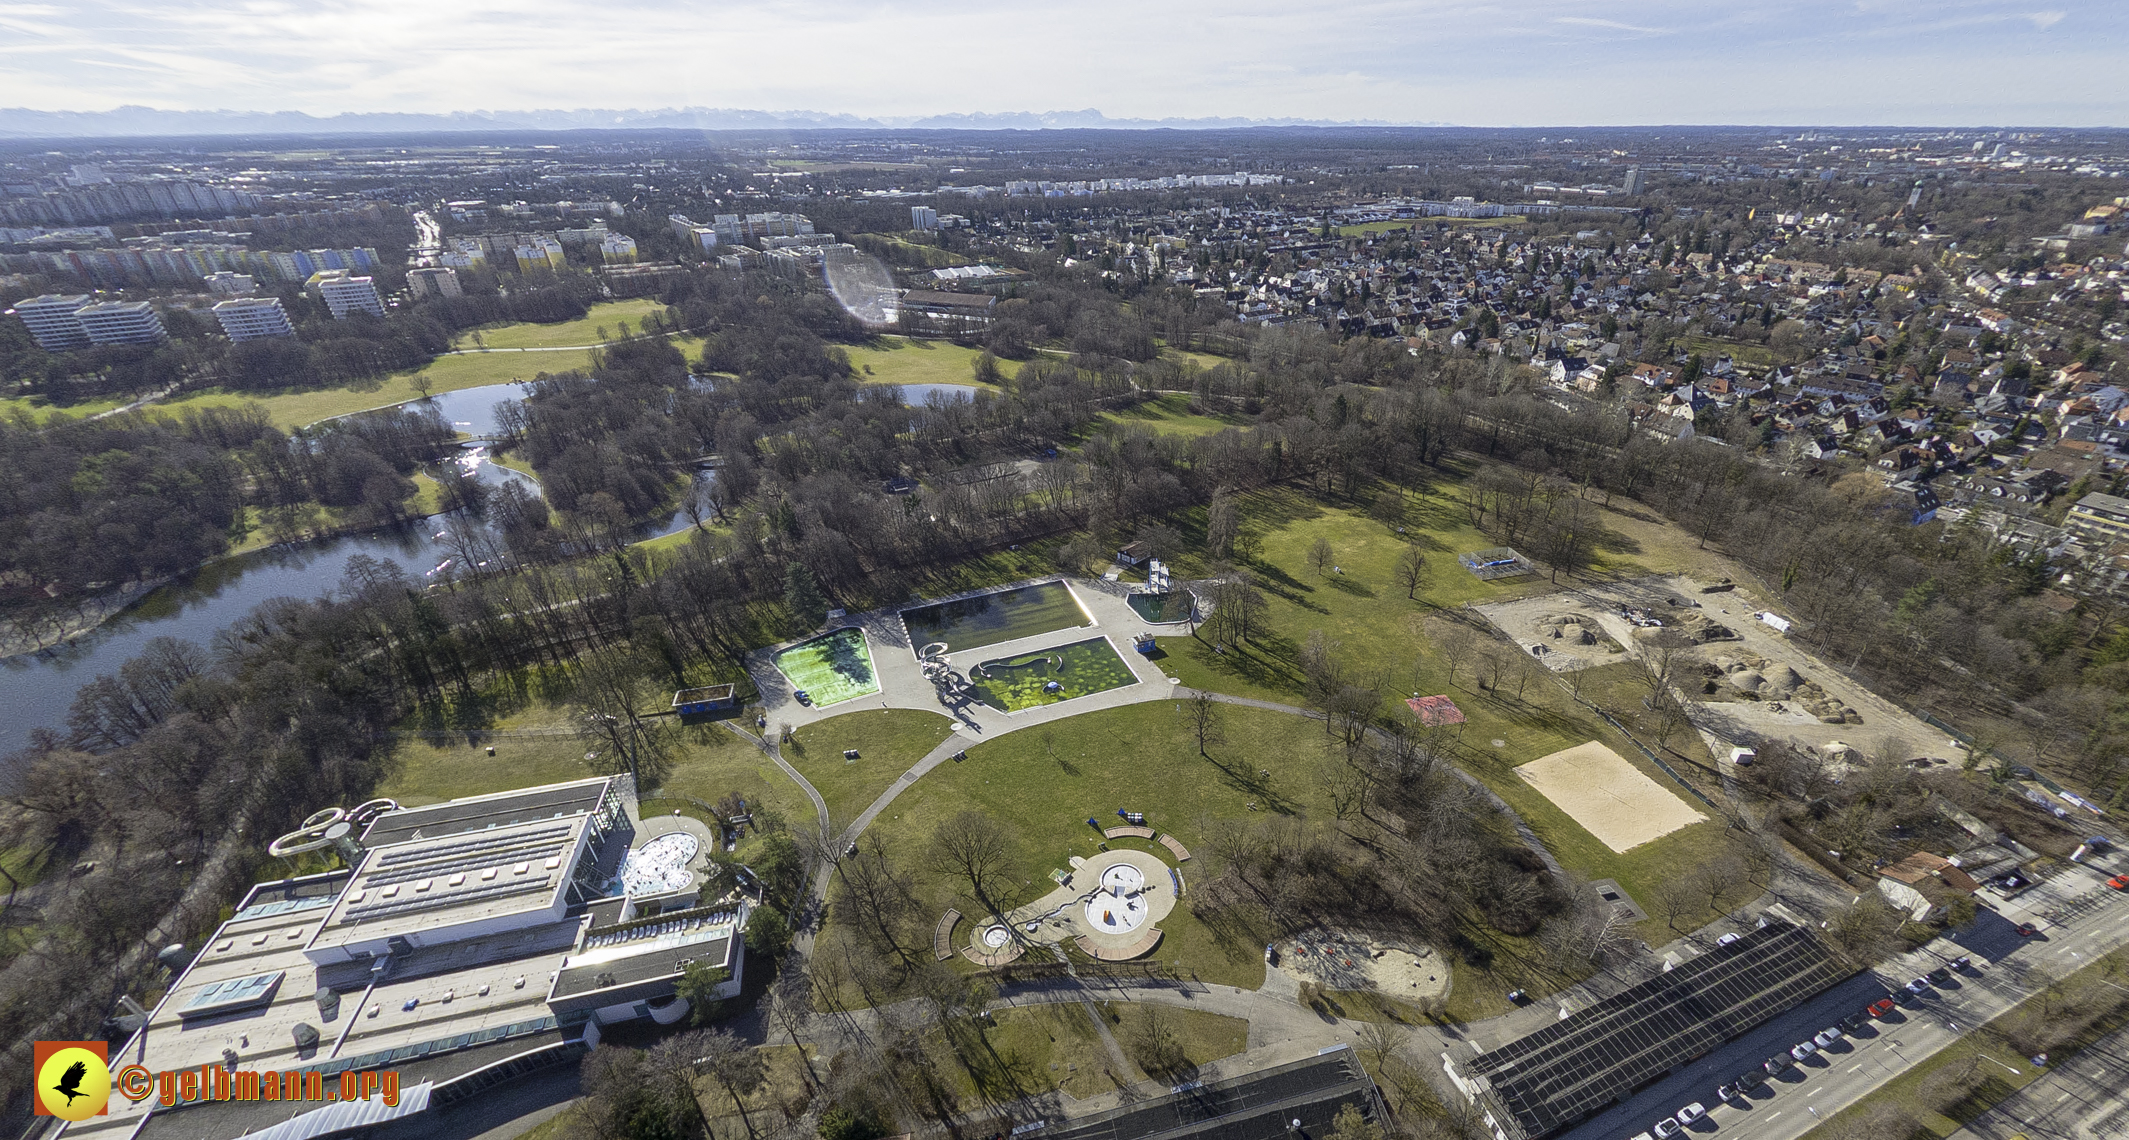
[0,0,2124,129]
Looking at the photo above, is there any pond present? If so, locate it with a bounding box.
[895,383,983,406]
[771,628,880,708]
[901,581,1092,655]
[968,636,1138,712]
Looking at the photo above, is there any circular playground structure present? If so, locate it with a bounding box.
[619,832,699,897]
[1084,886,1150,934]
[962,848,1178,964]
[980,924,1012,949]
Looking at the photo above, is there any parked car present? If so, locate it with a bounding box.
[793,689,812,706]
[2106,875,2128,891]
[1813,1027,1844,1048]
[1929,967,1953,985]
[1869,998,1897,1017]
[1654,1118,1682,1138]
[1790,1041,1818,1062]
[1717,932,1742,948]
[1905,977,1932,994]
[1736,1070,1766,1092]
[1764,1054,1794,1075]
[1677,1104,1708,1125]
[1950,956,1973,971]
[2016,922,2039,936]
[1841,1012,1870,1033]
[1717,1083,1739,1102]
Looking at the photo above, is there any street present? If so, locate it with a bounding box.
[1943,1018,2129,1140]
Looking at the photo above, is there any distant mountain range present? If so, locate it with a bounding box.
[0,106,1438,138]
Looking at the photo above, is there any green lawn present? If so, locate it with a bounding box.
[456,298,667,350]
[1149,480,1742,954]
[856,700,1360,991]
[926,1001,1249,1102]
[1092,392,1249,439]
[0,391,132,424]
[969,636,1140,712]
[785,709,958,831]
[845,336,1002,389]
[772,628,881,707]
[153,350,588,431]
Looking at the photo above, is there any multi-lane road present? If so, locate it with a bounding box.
[1556,861,2129,1140]
[1942,1018,2129,1140]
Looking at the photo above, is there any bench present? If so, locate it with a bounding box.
[962,939,1024,967]
[1075,928,1165,962]
[1103,825,1155,840]
[1157,833,1192,862]
[933,909,962,961]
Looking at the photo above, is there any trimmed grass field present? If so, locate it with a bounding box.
[926,1001,1248,1101]
[0,391,132,424]
[845,336,1002,389]
[785,709,958,830]
[1148,480,1743,960]
[456,298,667,350]
[969,635,1139,712]
[850,700,1358,991]
[1092,392,1248,439]
[772,628,881,707]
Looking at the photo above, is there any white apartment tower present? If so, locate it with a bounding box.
[213,297,297,341]
[73,301,168,346]
[911,205,940,230]
[10,293,94,350]
[314,271,386,319]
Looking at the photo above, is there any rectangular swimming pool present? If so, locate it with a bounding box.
[901,581,1092,655]
[772,628,880,707]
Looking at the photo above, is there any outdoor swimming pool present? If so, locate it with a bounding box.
[901,581,1092,654]
[967,636,1137,712]
[1126,591,1193,624]
[772,628,880,707]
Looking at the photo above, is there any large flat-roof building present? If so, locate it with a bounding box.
[9,292,94,349]
[61,776,748,1140]
[1457,921,1846,1140]
[2067,492,2129,546]
[213,296,296,341]
[312,270,385,319]
[72,299,168,346]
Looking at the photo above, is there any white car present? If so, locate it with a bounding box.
[1716,933,1742,948]
[1813,1026,1844,1048]
[1653,1119,1682,1139]
[1676,1103,1708,1125]
[1790,1040,1818,1062]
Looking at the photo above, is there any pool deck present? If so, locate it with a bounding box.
[745,577,1184,739]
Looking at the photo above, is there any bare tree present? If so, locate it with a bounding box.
[931,811,1021,924]
[1181,689,1226,755]
[1394,545,1430,600]
[1307,536,1334,577]
[1652,874,1699,932]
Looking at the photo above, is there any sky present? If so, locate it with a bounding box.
[0,0,2124,126]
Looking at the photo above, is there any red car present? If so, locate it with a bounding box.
[1869,998,1896,1017]
[2016,922,2039,936]
[2106,875,2128,891]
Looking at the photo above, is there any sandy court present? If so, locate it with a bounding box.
[1516,741,1706,852]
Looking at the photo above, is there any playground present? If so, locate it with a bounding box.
[970,846,1181,963]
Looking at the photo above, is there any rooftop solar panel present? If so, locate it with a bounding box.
[1468,922,1847,1140]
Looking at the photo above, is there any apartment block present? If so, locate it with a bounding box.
[9,292,94,350]
[73,300,168,345]
[213,296,296,341]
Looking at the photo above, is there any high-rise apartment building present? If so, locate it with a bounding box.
[1622,167,1646,196]
[313,271,386,319]
[213,297,297,341]
[73,300,168,345]
[9,293,94,350]
[911,206,940,230]
[405,267,463,299]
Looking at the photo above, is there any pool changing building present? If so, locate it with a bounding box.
[60,776,751,1140]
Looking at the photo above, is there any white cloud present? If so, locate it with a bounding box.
[0,0,2119,124]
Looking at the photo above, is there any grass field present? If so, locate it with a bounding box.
[925,1001,1248,1102]
[848,700,1363,991]
[772,628,881,707]
[1091,392,1249,439]
[785,709,958,830]
[845,336,1002,389]
[456,298,667,350]
[0,391,132,424]
[1145,479,1743,960]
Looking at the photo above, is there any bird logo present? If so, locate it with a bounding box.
[34,1043,112,1120]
